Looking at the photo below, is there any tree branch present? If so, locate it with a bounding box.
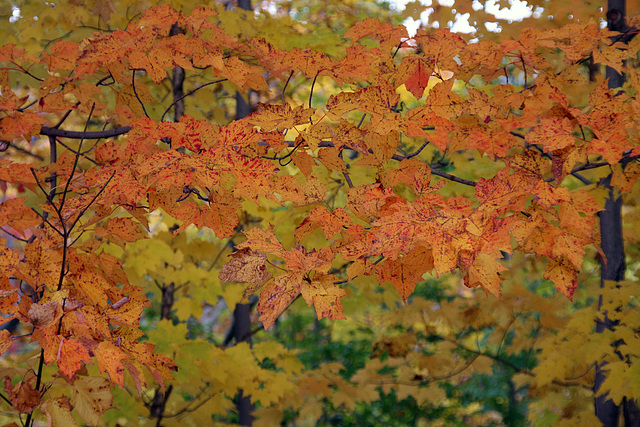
[40,126,132,139]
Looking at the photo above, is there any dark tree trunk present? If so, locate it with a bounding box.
[233,1,254,425]
[233,303,253,425]
[593,2,639,425]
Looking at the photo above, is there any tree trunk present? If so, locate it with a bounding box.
[593,2,639,425]
[233,2,254,425]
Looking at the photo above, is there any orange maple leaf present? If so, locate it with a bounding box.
[300,274,347,321]
[219,248,273,299]
[257,272,303,330]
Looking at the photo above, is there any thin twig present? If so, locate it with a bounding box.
[430,169,477,187]
[69,170,116,231]
[59,103,95,213]
[55,138,100,165]
[282,71,294,106]
[309,73,318,109]
[343,171,354,188]
[0,226,32,243]
[160,78,227,122]
[391,141,430,161]
[6,143,44,160]
[132,69,150,118]
[357,114,367,128]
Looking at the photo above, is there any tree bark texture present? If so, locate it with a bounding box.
[593,2,638,425]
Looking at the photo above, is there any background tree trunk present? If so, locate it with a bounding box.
[233,2,254,425]
[594,2,639,425]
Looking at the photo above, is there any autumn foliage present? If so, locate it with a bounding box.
[1,2,640,425]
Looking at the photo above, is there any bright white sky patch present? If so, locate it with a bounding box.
[393,0,533,35]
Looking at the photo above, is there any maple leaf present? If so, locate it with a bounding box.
[0,111,46,141]
[55,338,93,379]
[375,245,433,302]
[464,253,508,297]
[92,0,117,23]
[295,206,351,241]
[95,217,146,249]
[94,341,127,387]
[6,379,40,414]
[344,18,409,52]
[0,198,41,235]
[250,103,314,132]
[236,226,286,258]
[300,274,347,321]
[219,248,273,299]
[193,190,241,238]
[385,158,431,196]
[396,56,432,99]
[257,272,303,330]
[43,41,80,71]
[70,376,114,425]
[544,256,578,300]
[282,245,333,274]
[42,398,76,427]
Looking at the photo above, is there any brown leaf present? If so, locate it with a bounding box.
[27,302,61,328]
[8,380,40,414]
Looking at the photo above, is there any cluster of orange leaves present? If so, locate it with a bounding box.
[0,3,639,420]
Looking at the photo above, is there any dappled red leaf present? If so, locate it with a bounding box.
[94,342,127,387]
[219,248,273,299]
[375,245,433,302]
[544,256,578,300]
[0,198,41,235]
[295,206,351,241]
[300,274,347,321]
[396,56,432,99]
[257,272,303,330]
[464,253,507,298]
[56,339,93,379]
[43,41,80,71]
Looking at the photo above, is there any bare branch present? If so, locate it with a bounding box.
[430,169,477,187]
[391,141,430,161]
[40,126,132,139]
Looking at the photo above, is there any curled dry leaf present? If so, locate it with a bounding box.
[62,299,84,312]
[219,248,273,298]
[27,302,61,328]
[7,380,41,414]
